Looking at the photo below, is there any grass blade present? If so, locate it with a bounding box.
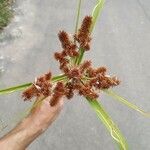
[73,0,82,63]
[90,0,105,33]
[75,47,84,65]
[0,74,67,95]
[103,89,150,117]
[0,82,32,95]
[75,0,82,34]
[86,97,128,150]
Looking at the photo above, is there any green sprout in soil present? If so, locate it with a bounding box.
[0,0,13,31]
[0,0,149,150]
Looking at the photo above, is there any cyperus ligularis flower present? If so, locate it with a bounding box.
[0,1,149,149]
[22,16,120,106]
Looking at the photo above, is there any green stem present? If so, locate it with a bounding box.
[75,47,84,65]
[86,97,128,150]
[0,74,67,95]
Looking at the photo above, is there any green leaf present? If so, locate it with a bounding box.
[0,74,67,95]
[72,0,82,64]
[90,0,105,33]
[103,89,150,118]
[75,47,84,65]
[86,97,128,150]
[0,82,32,95]
[75,0,82,34]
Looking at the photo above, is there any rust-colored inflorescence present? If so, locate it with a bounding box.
[22,72,52,101]
[75,16,92,50]
[22,15,120,106]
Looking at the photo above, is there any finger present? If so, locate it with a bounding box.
[49,97,64,112]
[30,96,45,113]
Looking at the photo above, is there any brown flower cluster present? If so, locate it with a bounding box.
[22,72,52,101]
[54,16,92,75]
[22,15,120,106]
[59,61,120,100]
[75,16,92,50]
[22,72,66,106]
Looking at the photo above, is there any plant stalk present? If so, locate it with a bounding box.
[103,89,150,117]
[75,0,82,34]
[86,97,128,150]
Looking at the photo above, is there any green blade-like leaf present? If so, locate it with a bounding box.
[86,97,128,150]
[72,0,82,64]
[103,89,150,118]
[75,47,84,65]
[0,74,67,95]
[90,0,105,33]
[75,0,82,34]
[0,82,32,95]
[76,0,105,65]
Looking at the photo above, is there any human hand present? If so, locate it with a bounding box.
[0,96,64,150]
[27,96,64,132]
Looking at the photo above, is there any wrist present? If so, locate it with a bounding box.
[21,116,44,136]
[0,117,42,150]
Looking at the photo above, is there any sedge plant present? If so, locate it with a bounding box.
[0,0,149,149]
